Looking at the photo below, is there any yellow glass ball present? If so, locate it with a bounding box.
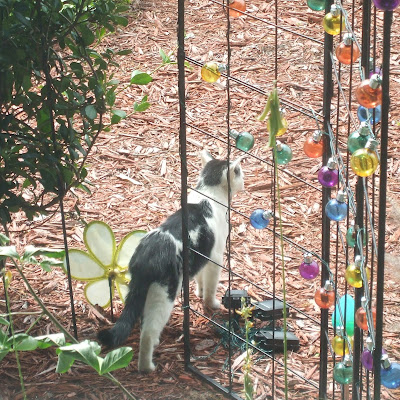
[323,13,346,35]
[345,264,362,288]
[201,62,221,83]
[332,335,353,356]
[350,148,379,177]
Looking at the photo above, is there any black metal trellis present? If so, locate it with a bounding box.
[177,0,395,399]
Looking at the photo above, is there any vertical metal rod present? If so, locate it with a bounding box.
[177,0,190,369]
[374,10,392,400]
[320,2,334,398]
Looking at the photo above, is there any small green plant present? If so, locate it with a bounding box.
[236,298,255,400]
[0,236,135,400]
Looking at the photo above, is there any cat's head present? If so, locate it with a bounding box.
[199,150,245,195]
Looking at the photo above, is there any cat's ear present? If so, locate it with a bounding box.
[229,155,245,171]
[200,149,214,167]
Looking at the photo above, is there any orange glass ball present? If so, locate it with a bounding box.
[336,39,360,64]
[315,286,335,309]
[304,135,324,158]
[228,0,246,18]
[356,74,383,108]
[355,307,376,331]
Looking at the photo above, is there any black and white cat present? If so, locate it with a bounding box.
[98,150,244,372]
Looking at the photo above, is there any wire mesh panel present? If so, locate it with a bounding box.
[177,0,398,399]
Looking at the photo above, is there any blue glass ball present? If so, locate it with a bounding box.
[357,105,381,124]
[250,209,271,229]
[325,199,348,221]
[382,362,400,389]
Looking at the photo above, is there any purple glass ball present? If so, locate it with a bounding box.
[361,348,386,371]
[369,66,382,78]
[373,0,400,11]
[299,261,320,280]
[318,167,339,188]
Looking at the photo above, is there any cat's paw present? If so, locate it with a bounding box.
[205,298,221,310]
[195,286,204,298]
[139,361,156,373]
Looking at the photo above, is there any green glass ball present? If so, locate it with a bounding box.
[235,131,254,152]
[347,131,370,154]
[333,362,353,384]
[276,143,293,165]
[307,0,327,11]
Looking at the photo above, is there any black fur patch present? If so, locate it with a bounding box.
[200,159,228,187]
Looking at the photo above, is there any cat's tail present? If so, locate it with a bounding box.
[97,280,147,348]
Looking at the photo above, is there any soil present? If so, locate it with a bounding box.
[1,1,400,399]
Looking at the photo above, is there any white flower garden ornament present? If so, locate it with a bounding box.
[63,221,146,308]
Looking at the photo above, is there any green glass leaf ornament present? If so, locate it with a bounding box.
[258,81,284,148]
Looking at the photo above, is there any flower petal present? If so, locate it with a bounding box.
[84,279,113,308]
[116,281,129,303]
[84,221,116,267]
[115,230,146,270]
[65,250,106,281]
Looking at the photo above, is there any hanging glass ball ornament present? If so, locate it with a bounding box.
[315,280,335,309]
[336,33,360,64]
[355,299,376,331]
[347,122,372,154]
[229,129,254,152]
[362,342,386,371]
[304,130,324,158]
[201,62,226,83]
[323,5,346,35]
[318,157,339,188]
[268,108,288,137]
[357,105,382,124]
[325,190,348,222]
[346,221,367,248]
[250,209,273,229]
[356,74,383,108]
[228,0,246,18]
[299,253,320,280]
[381,355,400,389]
[369,57,382,78]
[333,355,353,385]
[350,138,379,177]
[307,0,327,11]
[345,255,365,288]
[373,0,400,11]
[275,140,293,165]
[332,327,352,356]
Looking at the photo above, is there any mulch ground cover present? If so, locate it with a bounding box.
[1,0,400,399]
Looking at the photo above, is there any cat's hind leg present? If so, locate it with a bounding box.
[202,261,221,309]
[194,270,204,298]
[138,283,175,372]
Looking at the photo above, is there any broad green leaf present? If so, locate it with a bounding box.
[0,234,10,246]
[159,48,170,64]
[0,317,10,326]
[22,245,65,261]
[0,328,9,344]
[115,230,146,269]
[0,350,10,362]
[130,70,153,85]
[113,16,129,27]
[100,347,133,375]
[56,351,76,374]
[0,246,19,260]
[57,340,101,373]
[78,24,95,46]
[133,99,151,113]
[111,109,127,124]
[84,221,116,266]
[85,105,97,120]
[13,336,38,351]
[84,279,113,308]
[36,333,66,349]
[65,249,106,281]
